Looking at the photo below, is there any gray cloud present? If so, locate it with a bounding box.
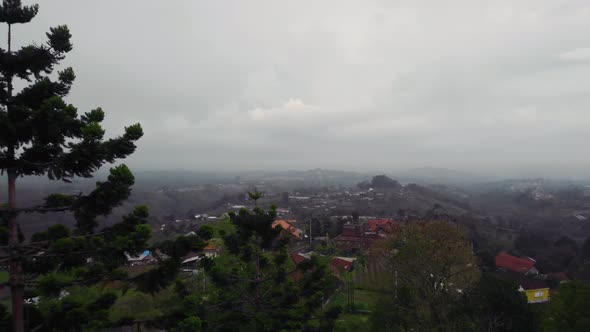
[4,0,590,178]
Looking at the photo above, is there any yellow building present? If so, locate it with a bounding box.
[519,279,550,303]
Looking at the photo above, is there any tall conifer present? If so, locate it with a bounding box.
[0,1,145,330]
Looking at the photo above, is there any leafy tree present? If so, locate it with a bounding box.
[370,286,416,332]
[460,274,537,332]
[0,1,158,330]
[36,287,118,331]
[370,221,479,332]
[542,282,590,332]
[196,224,214,240]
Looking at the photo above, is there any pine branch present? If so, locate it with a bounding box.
[0,206,71,213]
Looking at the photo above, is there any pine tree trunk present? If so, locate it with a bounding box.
[8,172,25,332]
[7,22,24,332]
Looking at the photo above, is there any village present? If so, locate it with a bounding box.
[131,205,563,310]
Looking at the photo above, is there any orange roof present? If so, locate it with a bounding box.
[273,220,301,239]
[203,240,219,251]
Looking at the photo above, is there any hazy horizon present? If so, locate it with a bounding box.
[3,0,590,177]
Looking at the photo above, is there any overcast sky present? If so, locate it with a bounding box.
[4,0,590,177]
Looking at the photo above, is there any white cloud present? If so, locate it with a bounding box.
[559,48,590,61]
[10,0,590,176]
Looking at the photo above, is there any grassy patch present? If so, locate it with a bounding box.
[334,313,371,332]
[109,288,171,322]
[329,288,379,311]
[210,217,235,237]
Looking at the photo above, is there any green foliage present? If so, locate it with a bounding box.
[152,206,337,332]
[208,215,236,237]
[109,289,167,323]
[197,224,214,240]
[130,234,206,294]
[0,302,10,331]
[0,3,151,329]
[247,190,263,206]
[542,282,590,332]
[175,316,202,332]
[335,314,371,332]
[460,274,537,332]
[370,221,480,332]
[0,0,38,25]
[370,286,416,332]
[37,272,75,297]
[45,193,76,208]
[224,206,281,256]
[37,286,118,331]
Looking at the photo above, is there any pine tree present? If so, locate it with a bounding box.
[0,1,145,331]
[193,206,337,331]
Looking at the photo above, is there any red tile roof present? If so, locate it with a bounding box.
[291,252,309,265]
[290,252,312,283]
[368,219,397,233]
[331,257,355,273]
[273,220,301,239]
[495,252,535,274]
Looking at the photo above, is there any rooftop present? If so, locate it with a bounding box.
[495,252,535,274]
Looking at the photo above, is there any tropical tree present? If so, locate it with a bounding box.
[248,189,263,207]
[542,282,590,332]
[370,221,479,332]
[0,1,149,330]
[460,274,537,332]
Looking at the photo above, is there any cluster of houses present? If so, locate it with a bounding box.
[270,219,360,282]
[124,235,221,274]
[128,215,564,306]
[290,251,356,282]
[494,251,569,304]
[332,219,399,252]
[272,219,305,239]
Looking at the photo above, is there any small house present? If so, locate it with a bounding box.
[330,257,356,275]
[203,243,219,258]
[495,252,539,275]
[519,278,550,303]
[125,250,156,266]
[273,220,303,239]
